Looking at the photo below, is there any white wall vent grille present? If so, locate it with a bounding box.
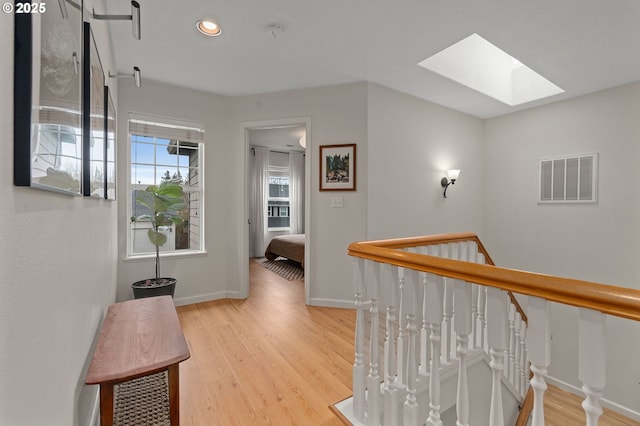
[539,153,598,203]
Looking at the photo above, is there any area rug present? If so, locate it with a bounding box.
[256,257,304,280]
[113,371,170,426]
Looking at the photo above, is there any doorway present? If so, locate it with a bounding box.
[242,117,311,303]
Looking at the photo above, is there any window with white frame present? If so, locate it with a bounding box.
[267,167,290,229]
[128,115,205,256]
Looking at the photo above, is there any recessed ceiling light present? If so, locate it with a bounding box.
[196,19,222,37]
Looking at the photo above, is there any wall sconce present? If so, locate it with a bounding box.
[93,1,141,40]
[109,66,142,88]
[441,169,460,198]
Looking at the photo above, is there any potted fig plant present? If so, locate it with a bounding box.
[130,178,186,299]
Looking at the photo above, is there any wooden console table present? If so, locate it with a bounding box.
[86,296,190,426]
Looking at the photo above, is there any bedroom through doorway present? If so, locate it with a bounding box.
[245,118,310,302]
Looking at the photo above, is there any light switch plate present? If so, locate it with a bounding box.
[331,196,343,208]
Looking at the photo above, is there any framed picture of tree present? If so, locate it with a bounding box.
[319,143,356,191]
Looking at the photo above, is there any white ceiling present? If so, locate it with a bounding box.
[104,0,640,119]
[248,126,306,152]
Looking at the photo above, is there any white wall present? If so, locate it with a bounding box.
[484,83,640,413]
[232,83,368,306]
[116,79,237,306]
[0,3,118,424]
[366,83,486,240]
[118,81,367,308]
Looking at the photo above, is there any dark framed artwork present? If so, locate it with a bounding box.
[83,22,105,198]
[14,1,84,195]
[319,143,356,191]
[105,86,117,200]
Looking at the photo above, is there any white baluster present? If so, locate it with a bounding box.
[519,319,528,396]
[460,243,480,351]
[475,252,487,351]
[441,244,454,363]
[352,258,367,420]
[513,314,522,394]
[506,304,516,384]
[420,268,429,376]
[425,254,445,426]
[383,265,401,426]
[397,274,407,386]
[471,285,479,350]
[403,269,420,426]
[527,296,550,426]
[467,240,478,259]
[476,286,486,351]
[579,308,606,426]
[486,287,509,426]
[383,264,398,387]
[367,261,381,426]
[454,279,472,426]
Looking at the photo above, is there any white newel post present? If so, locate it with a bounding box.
[353,258,367,420]
[486,287,508,426]
[403,269,420,426]
[578,308,606,426]
[454,280,472,426]
[527,296,550,426]
[367,261,381,426]
[426,268,445,426]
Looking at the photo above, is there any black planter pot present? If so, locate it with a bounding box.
[131,277,177,299]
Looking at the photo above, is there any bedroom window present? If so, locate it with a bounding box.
[128,114,205,257]
[267,170,290,229]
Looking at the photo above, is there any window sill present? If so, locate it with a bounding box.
[124,250,208,263]
[268,228,291,232]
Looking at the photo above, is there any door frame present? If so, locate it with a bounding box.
[241,116,312,304]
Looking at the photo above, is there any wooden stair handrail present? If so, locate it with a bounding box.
[348,233,640,322]
[514,387,534,426]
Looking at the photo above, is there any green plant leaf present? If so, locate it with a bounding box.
[135,178,187,254]
[148,229,167,247]
[133,214,152,222]
[170,216,184,225]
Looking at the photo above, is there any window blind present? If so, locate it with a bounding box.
[128,113,204,143]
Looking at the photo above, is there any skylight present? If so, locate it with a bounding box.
[417,33,564,106]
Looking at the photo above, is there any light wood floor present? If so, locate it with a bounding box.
[543,384,640,426]
[176,259,639,425]
[176,260,354,425]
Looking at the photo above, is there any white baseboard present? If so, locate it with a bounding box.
[173,290,243,307]
[307,297,354,309]
[175,294,352,309]
[546,376,640,421]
